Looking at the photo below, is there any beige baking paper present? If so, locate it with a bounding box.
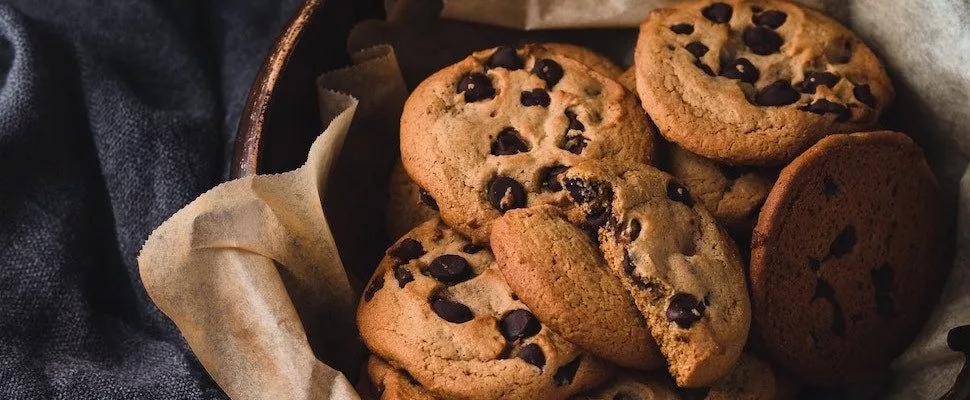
[138,45,407,400]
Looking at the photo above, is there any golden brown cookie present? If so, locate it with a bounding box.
[618,67,637,92]
[385,160,439,239]
[358,218,611,399]
[750,131,945,385]
[401,44,657,243]
[367,356,437,400]
[543,43,624,79]
[635,0,893,166]
[665,144,775,234]
[491,205,663,370]
[576,372,680,400]
[559,160,750,387]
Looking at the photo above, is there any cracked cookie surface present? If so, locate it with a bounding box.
[491,205,663,370]
[401,44,657,243]
[635,0,893,166]
[750,131,945,385]
[357,218,610,399]
[559,160,750,387]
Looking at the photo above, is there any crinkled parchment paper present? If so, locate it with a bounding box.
[139,0,970,398]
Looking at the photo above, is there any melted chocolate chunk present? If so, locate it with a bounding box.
[753,10,787,29]
[755,80,800,106]
[533,59,564,88]
[500,309,541,341]
[389,238,426,262]
[685,41,709,58]
[720,58,759,84]
[801,99,850,122]
[363,276,384,301]
[553,357,583,386]
[623,251,636,275]
[563,132,589,154]
[743,26,783,55]
[490,127,529,155]
[808,257,821,272]
[431,296,474,323]
[822,175,839,197]
[829,225,856,258]
[853,84,876,108]
[667,292,705,328]
[487,46,524,70]
[694,60,715,76]
[427,254,473,284]
[457,73,496,102]
[540,165,569,192]
[565,110,585,132]
[393,265,414,288]
[488,176,527,212]
[797,72,840,94]
[702,2,733,23]
[517,343,546,369]
[812,278,846,336]
[670,23,694,34]
[461,243,484,254]
[622,219,641,243]
[666,181,694,207]
[520,89,551,107]
[418,188,439,210]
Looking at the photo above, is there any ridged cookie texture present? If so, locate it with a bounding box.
[635,0,893,166]
[401,44,657,243]
[491,205,663,370]
[559,160,750,387]
[750,131,946,385]
[357,218,610,400]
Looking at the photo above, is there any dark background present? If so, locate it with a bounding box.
[0,0,375,397]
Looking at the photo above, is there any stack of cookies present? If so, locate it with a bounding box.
[358,1,947,398]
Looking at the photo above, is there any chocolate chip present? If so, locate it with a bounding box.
[670,23,694,34]
[822,175,839,197]
[520,89,551,107]
[812,278,846,336]
[622,219,641,243]
[553,357,582,386]
[540,165,568,192]
[685,42,709,58]
[389,238,426,262]
[488,176,527,212]
[418,188,439,210]
[363,276,384,301]
[565,110,585,132]
[948,325,970,354]
[500,309,541,341]
[702,2,733,23]
[517,343,546,369]
[393,265,414,288]
[744,26,783,55]
[853,84,876,108]
[755,80,800,106]
[428,255,474,284]
[431,296,474,323]
[461,243,484,254]
[667,292,704,328]
[487,46,523,70]
[808,257,821,271]
[753,10,787,28]
[490,127,529,155]
[584,206,611,233]
[457,73,496,102]
[563,132,589,154]
[871,263,895,320]
[801,99,850,122]
[694,60,715,76]
[829,225,856,258]
[666,181,694,207]
[533,59,564,88]
[797,72,840,94]
[720,58,760,84]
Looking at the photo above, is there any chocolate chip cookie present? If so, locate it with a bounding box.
[665,144,775,234]
[635,0,894,166]
[702,354,776,400]
[543,43,624,80]
[618,67,637,92]
[357,218,611,399]
[386,160,439,239]
[401,44,657,243]
[491,205,663,370]
[557,160,750,387]
[367,356,437,400]
[576,373,680,400]
[750,131,945,385]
